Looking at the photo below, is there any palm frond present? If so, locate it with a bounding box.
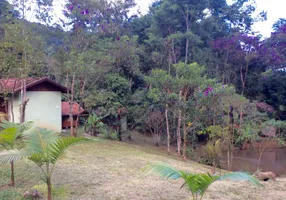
[218,172,263,186]
[17,121,34,136]
[0,127,18,148]
[28,152,46,167]
[203,139,221,161]
[143,163,262,200]
[142,163,183,180]
[184,173,216,196]
[0,149,30,164]
[49,137,90,164]
[0,120,33,139]
[24,127,59,154]
[0,120,17,130]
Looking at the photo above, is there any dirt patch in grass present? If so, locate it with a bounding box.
[1,137,286,200]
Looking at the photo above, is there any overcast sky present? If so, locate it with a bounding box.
[24,0,286,37]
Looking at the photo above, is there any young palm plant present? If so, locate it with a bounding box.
[0,126,89,200]
[203,139,222,174]
[143,163,263,200]
[0,120,33,186]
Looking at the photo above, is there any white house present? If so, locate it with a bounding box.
[0,78,67,132]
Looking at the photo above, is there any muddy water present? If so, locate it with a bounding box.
[221,148,286,176]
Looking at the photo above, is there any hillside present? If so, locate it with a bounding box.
[1,137,286,200]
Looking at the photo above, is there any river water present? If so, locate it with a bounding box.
[221,148,286,176]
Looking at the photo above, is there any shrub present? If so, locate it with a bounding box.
[99,127,118,140]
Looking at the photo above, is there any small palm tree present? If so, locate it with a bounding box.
[0,120,33,186]
[143,163,263,200]
[203,139,222,173]
[0,126,89,200]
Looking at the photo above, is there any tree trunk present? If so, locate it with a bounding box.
[9,161,14,186]
[240,62,249,96]
[75,79,86,135]
[47,176,52,200]
[10,99,14,122]
[257,146,266,170]
[168,50,172,74]
[69,75,76,137]
[182,122,187,160]
[165,105,170,154]
[75,104,80,135]
[257,152,263,170]
[227,142,232,171]
[185,38,189,64]
[155,133,160,147]
[227,106,234,170]
[20,79,24,123]
[177,109,182,156]
[177,90,182,156]
[171,39,177,64]
[20,79,28,124]
[118,115,122,141]
[239,104,243,134]
[10,75,17,122]
[185,9,190,64]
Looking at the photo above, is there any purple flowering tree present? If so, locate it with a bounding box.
[261,24,286,69]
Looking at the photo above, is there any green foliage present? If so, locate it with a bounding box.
[143,162,262,200]
[99,128,118,141]
[21,127,89,166]
[236,122,261,145]
[0,120,34,149]
[262,119,286,141]
[262,71,286,118]
[104,73,130,98]
[0,0,285,183]
[0,188,20,200]
[198,126,229,140]
[0,121,34,185]
[85,113,107,135]
[203,139,222,167]
[0,21,46,77]
[0,126,90,198]
[185,147,199,161]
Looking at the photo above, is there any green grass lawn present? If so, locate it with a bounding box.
[1,137,286,200]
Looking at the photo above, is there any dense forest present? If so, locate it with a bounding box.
[1,0,286,167]
[2,0,286,199]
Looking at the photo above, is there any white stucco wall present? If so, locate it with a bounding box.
[9,91,62,132]
[8,93,21,123]
[25,91,62,132]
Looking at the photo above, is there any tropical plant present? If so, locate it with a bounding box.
[99,127,118,141]
[0,127,90,200]
[0,120,33,186]
[143,163,263,200]
[85,113,106,136]
[203,139,222,173]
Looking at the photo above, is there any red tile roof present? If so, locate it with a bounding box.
[0,77,67,93]
[62,102,85,116]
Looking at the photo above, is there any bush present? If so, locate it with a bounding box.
[99,127,118,140]
[186,147,200,161]
[200,140,222,168]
